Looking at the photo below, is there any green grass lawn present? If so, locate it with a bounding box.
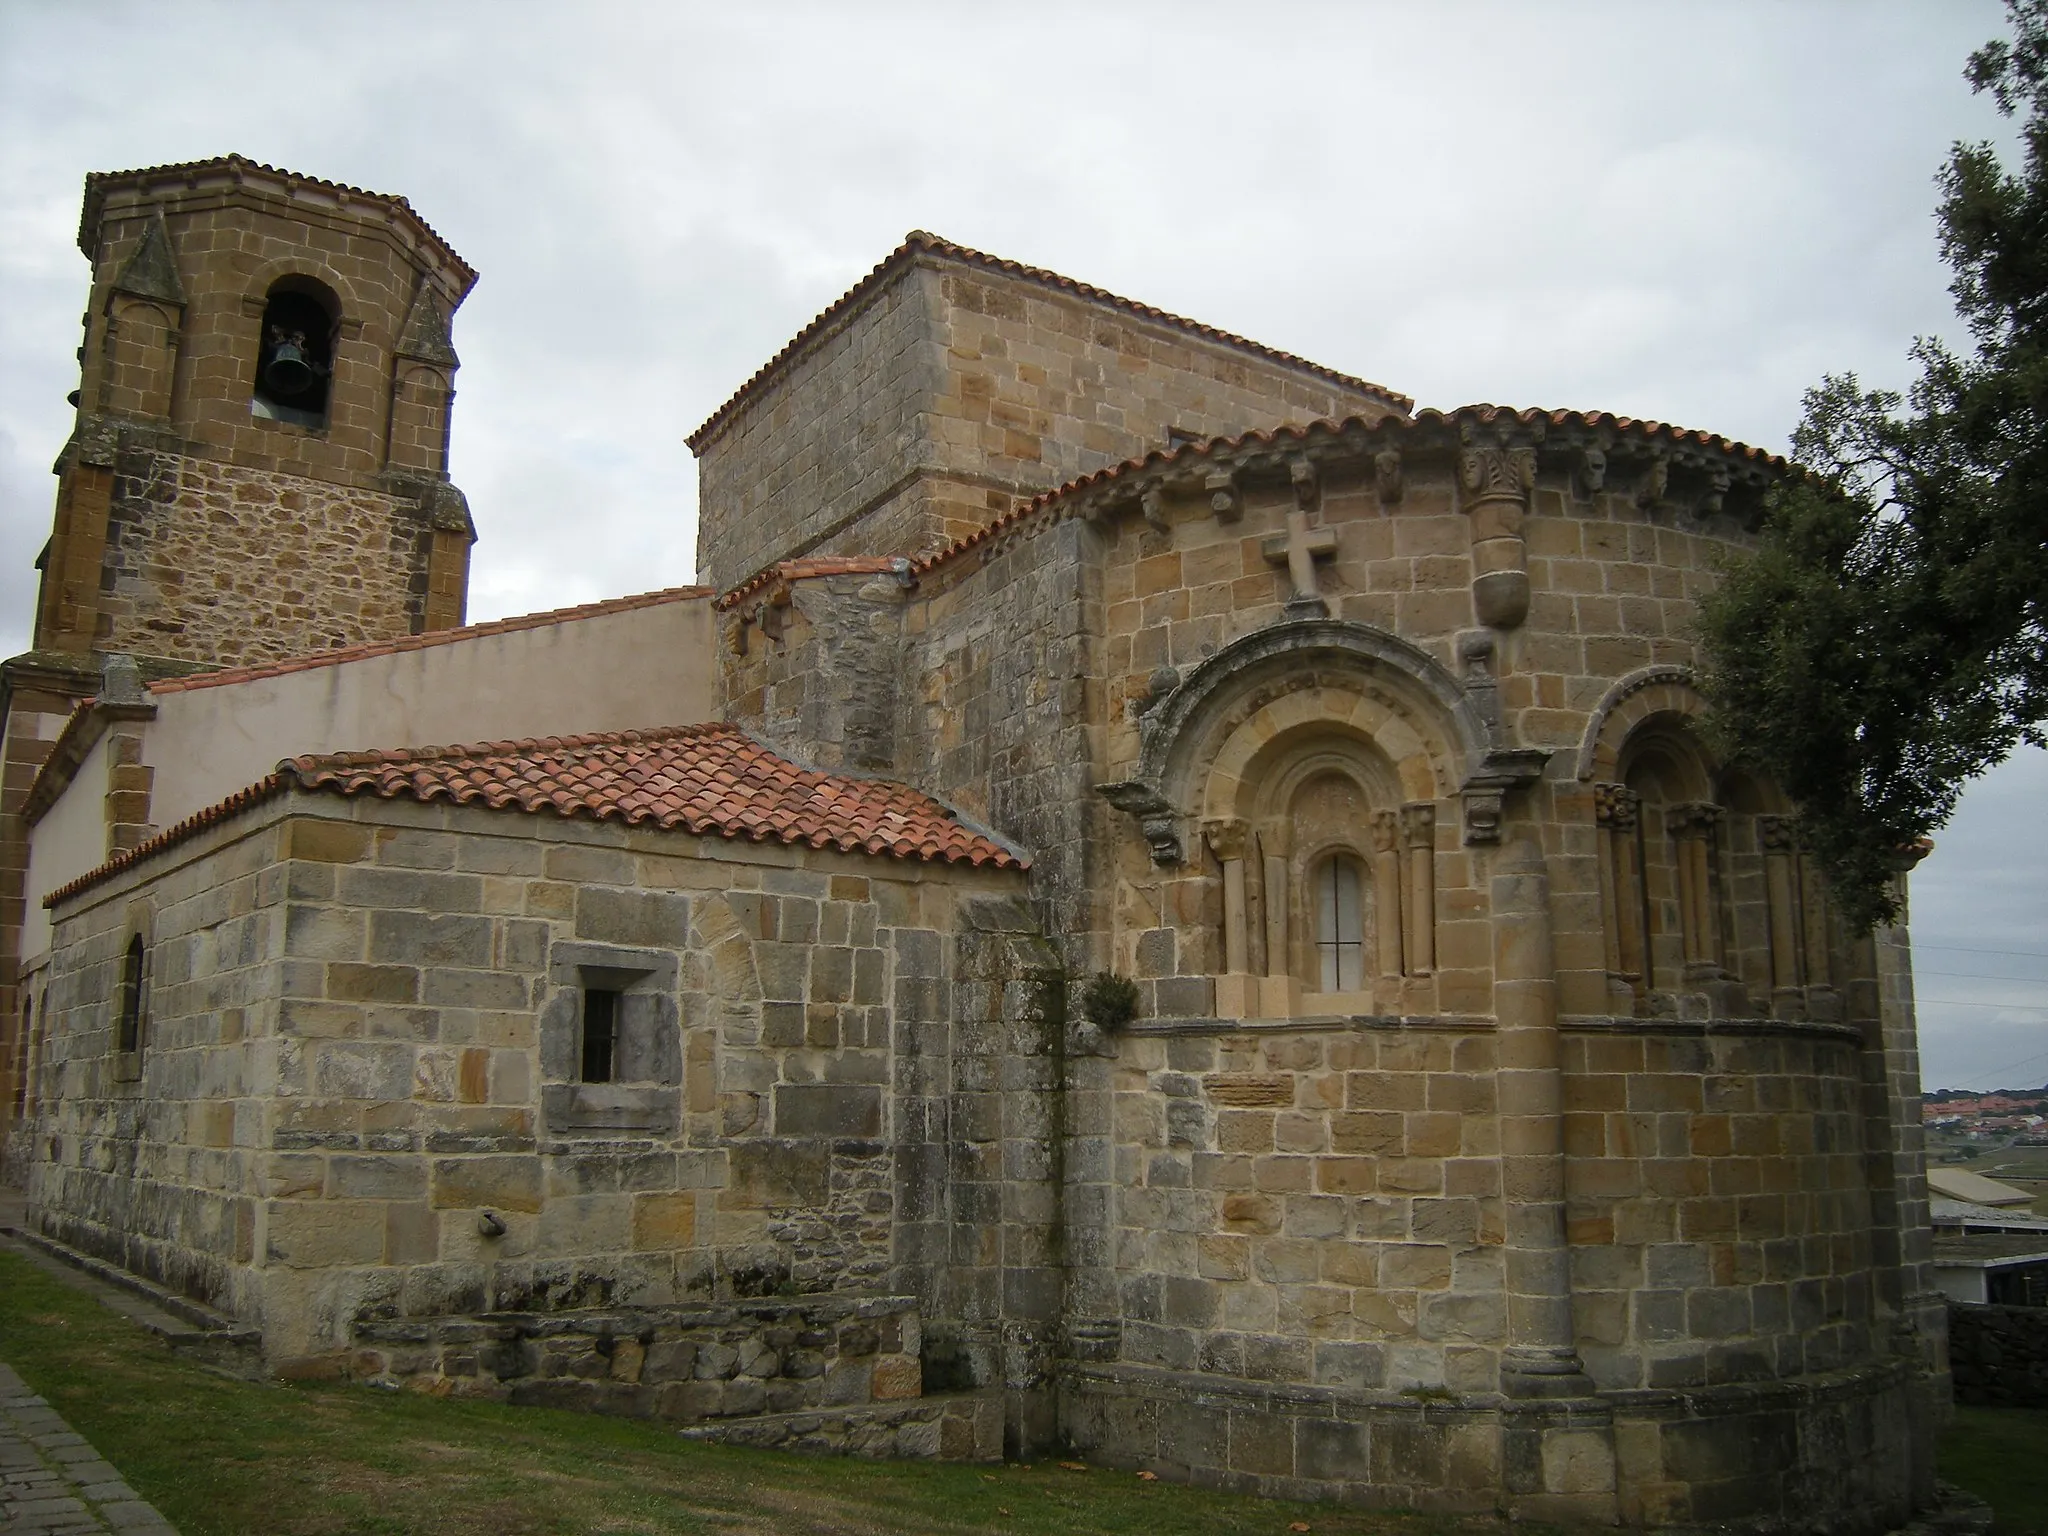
[6,1244,2043,1536]
[1942,1405,2048,1536]
[0,1248,1526,1536]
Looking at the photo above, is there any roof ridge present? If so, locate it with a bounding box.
[150,583,714,696]
[685,231,1412,452]
[278,721,727,777]
[79,154,474,288]
[49,720,1024,908]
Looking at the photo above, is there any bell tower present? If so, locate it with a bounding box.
[0,156,479,1156]
[36,155,478,669]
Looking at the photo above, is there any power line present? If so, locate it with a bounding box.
[1918,968,2048,984]
[1916,943,2048,960]
[1919,998,2048,1010]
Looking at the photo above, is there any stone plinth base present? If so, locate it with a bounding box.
[677,1390,1004,1461]
[1059,1357,1935,1532]
[349,1296,923,1422]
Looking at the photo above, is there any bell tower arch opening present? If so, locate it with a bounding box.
[251,276,340,427]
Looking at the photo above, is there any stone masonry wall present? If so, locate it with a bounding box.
[27,804,277,1322]
[34,792,1034,1371]
[695,270,936,591]
[693,254,1399,591]
[352,1294,924,1420]
[1948,1301,2048,1407]
[98,448,432,666]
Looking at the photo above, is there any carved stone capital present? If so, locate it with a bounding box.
[1203,817,1252,863]
[1458,445,1535,500]
[1371,808,1401,854]
[1400,802,1436,849]
[1670,801,1722,840]
[1595,782,1640,833]
[1758,813,1796,854]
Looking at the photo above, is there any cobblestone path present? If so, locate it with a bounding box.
[0,1363,175,1534]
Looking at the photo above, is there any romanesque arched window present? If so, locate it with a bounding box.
[1314,853,1367,992]
[251,276,339,427]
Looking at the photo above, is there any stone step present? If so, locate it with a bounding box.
[673,1389,1003,1462]
[0,1223,260,1356]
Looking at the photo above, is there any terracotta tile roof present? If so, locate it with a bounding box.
[897,404,1787,586]
[80,153,475,292]
[44,775,291,908]
[47,724,1024,907]
[149,585,713,696]
[715,556,908,613]
[686,231,1412,452]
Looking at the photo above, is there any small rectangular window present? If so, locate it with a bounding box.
[581,988,621,1083]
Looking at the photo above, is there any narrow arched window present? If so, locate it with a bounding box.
[251,278,337,427]
[1314,854,1366,992]
[11,994,29,1112]
[117,935,145,1054]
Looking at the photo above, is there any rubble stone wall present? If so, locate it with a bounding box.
[99,448,432,667]
[1948,1301,2048,1407]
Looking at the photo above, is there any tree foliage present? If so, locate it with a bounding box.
[1698,0,2048,931]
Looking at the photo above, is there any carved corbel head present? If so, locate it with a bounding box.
[1636,456,1669,511]
[1459,789,1504,846]
[1205,469,1242,523]
[1700,465,1732,518]
[1375,449,1403,504]
[1575,447,1607,499]
[1139,483,1170,534]
[1289,455,1320,513]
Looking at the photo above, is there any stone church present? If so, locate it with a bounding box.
[0,158,1945,1528]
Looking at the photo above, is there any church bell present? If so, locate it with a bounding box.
[264,338,317,398]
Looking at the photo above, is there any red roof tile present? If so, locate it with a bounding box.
[149,585,713,697]
[46,724,1024,907]
[686,231,1412,452]
[80,154,474,292]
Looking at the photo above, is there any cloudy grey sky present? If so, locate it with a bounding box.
[0,1,2040,1089]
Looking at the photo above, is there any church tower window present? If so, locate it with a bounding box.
[116,935,146,1055]
[1314,854,1367,992]
[251,278,338,427]
[580,987,620,1083]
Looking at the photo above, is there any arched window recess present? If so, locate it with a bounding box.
[251,276,339,428]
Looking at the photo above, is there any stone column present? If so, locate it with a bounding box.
[1594,784,1645,1010]
[1206,819,1257,1017]
[1261,825,1291,984]
[1759,815,1804,1019]
[1371,810,1404,978]
[1669,802,1723,976]
[1492,838,1614,1519]
[1400,803,1436,976]
[1459,442,1535,629]
[1207,820,1251,975]
[1800,851,1840,1021]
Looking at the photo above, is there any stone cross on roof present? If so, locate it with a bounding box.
[1262,507,1338,616]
